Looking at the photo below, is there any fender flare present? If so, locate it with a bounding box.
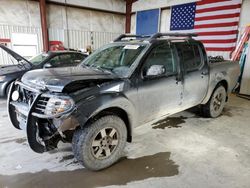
[72,92,136,141]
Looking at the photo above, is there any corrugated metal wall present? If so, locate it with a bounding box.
[0,24,43,65]
[0,24,121,65]
[49,28,120,50]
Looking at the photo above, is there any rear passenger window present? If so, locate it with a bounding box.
[176,43,202,72]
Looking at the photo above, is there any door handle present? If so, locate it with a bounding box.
[201,71,208,75]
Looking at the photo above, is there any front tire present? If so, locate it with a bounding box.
[202,85,227,118]
[72,115,127,171]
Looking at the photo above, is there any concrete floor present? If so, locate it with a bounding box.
[0,95,250,188]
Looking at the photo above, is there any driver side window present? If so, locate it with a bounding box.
[142,43,176,76]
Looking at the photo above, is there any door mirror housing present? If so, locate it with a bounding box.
[43,63,52,68]
[145,65,166,78]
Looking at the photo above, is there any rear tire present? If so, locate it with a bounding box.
[202,85,227,118]
[72,115,127,171]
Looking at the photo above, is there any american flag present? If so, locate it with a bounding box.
[170,0,242,59]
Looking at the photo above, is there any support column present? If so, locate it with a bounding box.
[125,0,133,33]
[39,0,49,52]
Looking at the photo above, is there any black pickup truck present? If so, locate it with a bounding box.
[8,33,240,170]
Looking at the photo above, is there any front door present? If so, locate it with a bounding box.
[137,42,183,124]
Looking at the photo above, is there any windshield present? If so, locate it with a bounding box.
[29,53,49,65]
[82,43,146,77]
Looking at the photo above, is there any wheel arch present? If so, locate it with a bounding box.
[84,107,132,142]
[217,80,228,92]
[215,80,228,102]
[201,79,229,104]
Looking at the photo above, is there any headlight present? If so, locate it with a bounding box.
[44,96,74,116]
[0,76,6,82]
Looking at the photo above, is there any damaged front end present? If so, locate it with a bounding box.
[8,81,79,153]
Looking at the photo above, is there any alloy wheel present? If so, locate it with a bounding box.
[91,127,119,159]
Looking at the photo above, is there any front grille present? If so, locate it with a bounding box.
[34,96,50,115]
[22,88,36,105]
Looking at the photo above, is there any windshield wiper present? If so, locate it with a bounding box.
[83,63,115,75]
[82,63,118,76]
[92,65,114,75]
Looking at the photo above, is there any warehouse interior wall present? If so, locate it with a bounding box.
[132,0,197,12]
[239,0,250,32]
[159,8,171,33]
[130,13,136,34]
[0,0,125,33]
[50,0,125,13]
[0,1,41,27]
[47,4,125,33]
[0,0,126,65]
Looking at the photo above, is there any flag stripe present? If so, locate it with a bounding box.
[194,21,239,29]
[205,47,235,51]
[196,4,241,14]
[196,0,241,9]
[195,13,240,21]
[197,0,230,6]
[170,26,238,33]
[198,30,238,36]
[195,17,239,25]
[195,34,237,40]
[202,43,236,48]
[195,8,240,18]
[201,39,237,43]
[170,30,238,38]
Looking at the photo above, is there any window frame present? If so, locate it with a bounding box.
[175,42,204,73]
[140,42,178,80]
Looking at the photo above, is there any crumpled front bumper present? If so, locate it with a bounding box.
[7,81,41,130]
[8,81,76,130]
[8,81,78,153]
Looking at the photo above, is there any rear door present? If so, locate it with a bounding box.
[175,42,209,108]
[136,42,183,124]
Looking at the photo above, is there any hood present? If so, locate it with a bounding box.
[21,66,118,93]
[0,44,32,68]
[0,64,27,75]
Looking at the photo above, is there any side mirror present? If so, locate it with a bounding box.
[145,65,166,78]
[43,63,52,68]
